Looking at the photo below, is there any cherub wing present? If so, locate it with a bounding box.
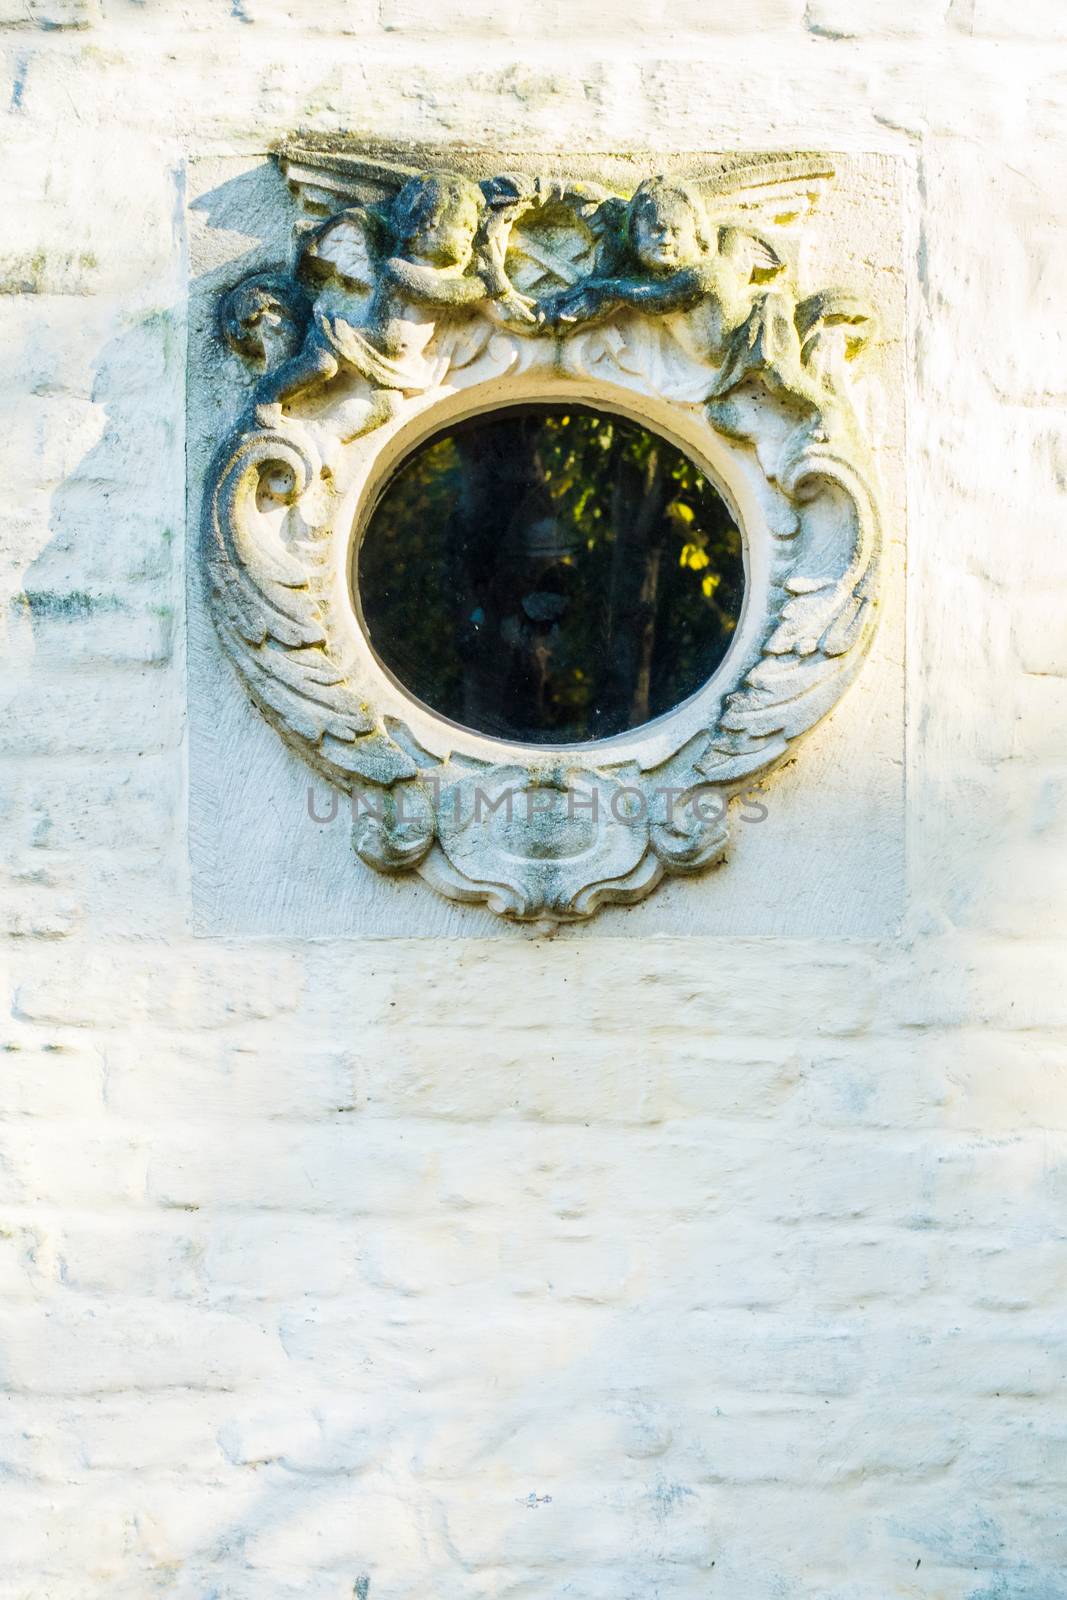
[277,141,423,214]
[297,205,389,301]
[689,154,836,235]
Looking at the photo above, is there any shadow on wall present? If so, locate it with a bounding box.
[6,302,188,934]
[7,160,291,931]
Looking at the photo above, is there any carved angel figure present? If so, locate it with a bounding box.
[251,170,538,436]
[541,163,876,443]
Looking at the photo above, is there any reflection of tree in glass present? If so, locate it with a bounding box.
[358,405,744,743]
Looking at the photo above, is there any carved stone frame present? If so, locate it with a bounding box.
[203,146,883,928]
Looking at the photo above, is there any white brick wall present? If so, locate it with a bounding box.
[1,2,1066,1596]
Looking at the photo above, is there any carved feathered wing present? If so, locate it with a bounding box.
[278,142,424,212]
[278,143,550,221]
[203,425,417,786]
[575,157,834,282]
[690,154,836,233]
[298,205,388,295]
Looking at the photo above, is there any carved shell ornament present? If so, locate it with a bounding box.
[203,144,883,927]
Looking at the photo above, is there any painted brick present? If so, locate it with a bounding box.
[806,0,949,37]
[967,0,1067,39]
[0,0,96,26]
[0,7,1064,1598]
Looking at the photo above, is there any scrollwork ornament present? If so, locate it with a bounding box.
[202,145,885,927]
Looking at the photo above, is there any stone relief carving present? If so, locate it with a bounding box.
[203,144,883,928]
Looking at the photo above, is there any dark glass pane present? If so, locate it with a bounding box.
[356,404,744,744]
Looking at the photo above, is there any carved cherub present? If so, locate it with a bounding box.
[541,180,732,329]
[541,164,875,444]
[252,170,537,435]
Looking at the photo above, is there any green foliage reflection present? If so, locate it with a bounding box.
[358,405,744,742]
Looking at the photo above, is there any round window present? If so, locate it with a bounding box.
[356,404,744,745]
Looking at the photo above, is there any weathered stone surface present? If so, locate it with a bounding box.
[0,0,96,28]
[967,0,1067,39]
[0,3,1065,1597]
[806,0,948,38]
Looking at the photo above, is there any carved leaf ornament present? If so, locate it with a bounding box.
[203,144,883,926]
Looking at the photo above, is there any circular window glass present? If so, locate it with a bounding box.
[356,404,744,745]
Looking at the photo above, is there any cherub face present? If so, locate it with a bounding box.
[414,200,479,267]
[399,178,482,269]
[631,191,704,273]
